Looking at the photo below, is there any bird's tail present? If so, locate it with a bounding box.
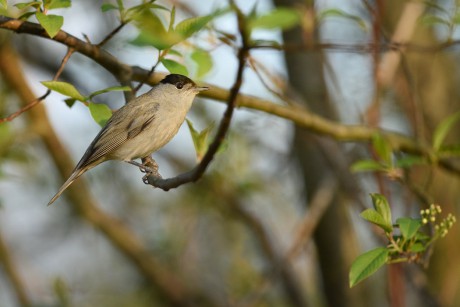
[47,167,86,206]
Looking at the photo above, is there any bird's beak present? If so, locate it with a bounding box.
[196,86,209,92]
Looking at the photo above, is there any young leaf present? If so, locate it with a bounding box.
[395,155,426,168]
[36,12,63,38]
[161,59,188,76]
[249,7,301,31]
[191,49,213,78]
[409,242,426,253]
[41,81,86,101]
[175,14,214,39]
[420,15,450,27]
[433,111,460,151]
[88,86,131,100]
[186,119,215,161]
[396,217,422,240]
[101,3,118,12]
[350,160,385,172]
[372,133,392,165]
[89,103,112,127]
[0,0,7,9]
[370,194,392,225]
[44,0,71,10]
[131,10,181,50]
[360,209,393,233]
[14,1,41,10]
[349,247,388,288]
[318,8,367,30]
[64,98,76,108]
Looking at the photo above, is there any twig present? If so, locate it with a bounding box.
[286,178,336,260]
[0,47,74,123]
[143,3,250,190]
[97,21,127,47]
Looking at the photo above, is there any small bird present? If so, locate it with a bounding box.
[48,74,208,205]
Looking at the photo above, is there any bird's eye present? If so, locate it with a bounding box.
[176,82,184,89]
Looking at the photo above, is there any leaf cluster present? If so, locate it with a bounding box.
[349,194,456,287]
[41,81,130,126]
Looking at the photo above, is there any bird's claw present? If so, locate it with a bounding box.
[140,156,162,184]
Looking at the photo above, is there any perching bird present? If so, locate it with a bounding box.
[48,74,208,205]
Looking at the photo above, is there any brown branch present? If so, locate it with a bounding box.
[0,230,30,306]
[1,15,459,178]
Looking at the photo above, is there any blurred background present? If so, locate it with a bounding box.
[1,0,460,306]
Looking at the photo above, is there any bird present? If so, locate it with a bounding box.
[47,74,208,205]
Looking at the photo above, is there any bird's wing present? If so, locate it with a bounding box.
[77,105,157,168]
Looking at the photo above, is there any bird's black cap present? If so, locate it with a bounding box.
[160,74,196,87]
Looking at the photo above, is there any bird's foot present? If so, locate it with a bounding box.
[141,156,162,184]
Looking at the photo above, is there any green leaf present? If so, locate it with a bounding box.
[420,15,450,27]
[167,49,182,57]
[191,49,213,78]
[161,59,188,76]
[44,0,71,10]
[186,119,214,162]
[318,8,367,30]
[396,217,422,240]
[64,98,76,108]
[175,14,214,39]
[36,12,63,38]
[249,7,301,31]
[433,111,460,151]
[349,247,388,287]
[370,193,392,230]
[14,1,41,10]
[18,11,36,20]
[89,103,112,127]
[88,86,131,100]
[0,0,7,9]
[101,3,118,12]
[351,159,385,172]
[409,242,425,253]
[168,5,176,32]
[130,9,181,50]
[395,155,426,168]
[41,81,86,101]
[372,133,392,165]
[360,209,393,233]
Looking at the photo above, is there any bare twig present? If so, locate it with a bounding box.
[0,47,74,123]
[286,178,337,260]
[97,21,128,47]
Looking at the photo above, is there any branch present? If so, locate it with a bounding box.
[0,230,30,306]
[1,15,459,177]
[143,4,250,190]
